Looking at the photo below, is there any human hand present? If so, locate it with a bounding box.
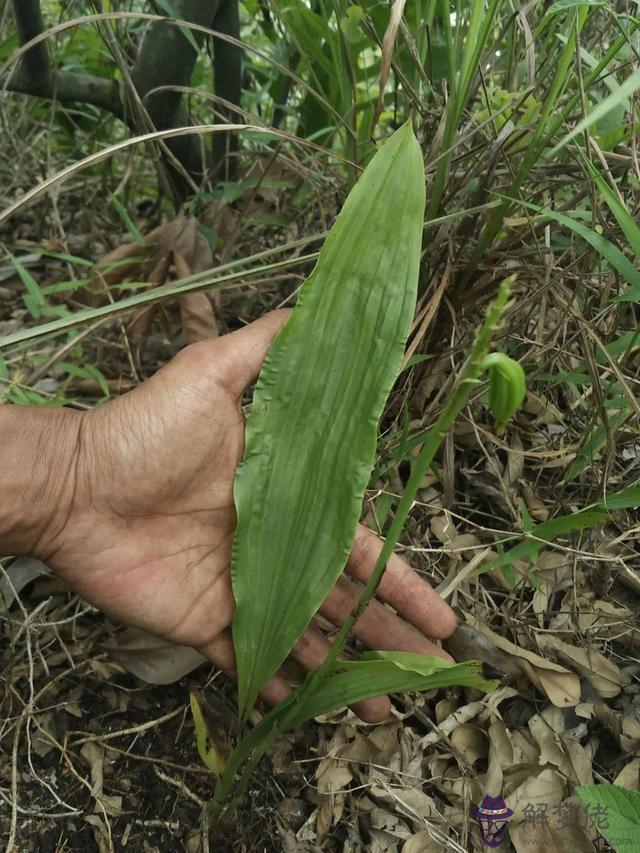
[23,311,457,721]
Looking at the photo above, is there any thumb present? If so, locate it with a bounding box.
[214,309,291,396]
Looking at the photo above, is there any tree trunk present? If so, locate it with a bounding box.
[130,0,221,199]
[5,0,245,203]
[7,0,122,114]
[212,0,242,179]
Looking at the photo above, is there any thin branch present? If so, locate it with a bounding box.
[5,0,122,117]
[2,68,122,117]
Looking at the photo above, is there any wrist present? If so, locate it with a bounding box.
[0,404,83,560]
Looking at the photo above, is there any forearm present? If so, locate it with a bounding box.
[0,405,82,559]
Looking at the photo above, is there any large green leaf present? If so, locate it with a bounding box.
[289,653,497,724]
[577,784,640,852]
[231,123,426,718]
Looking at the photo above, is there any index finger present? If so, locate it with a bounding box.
[346,525,457,640]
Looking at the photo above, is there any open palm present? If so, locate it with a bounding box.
[49,311,456,721]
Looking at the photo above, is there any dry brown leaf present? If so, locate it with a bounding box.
[30,712,59,758]
[506,766,566,821]
[450,723,489,765]
[368,828,406,852]
[435,696,458,723]
[0,556,50,612]
[621,714,640,752]
[371,0,408,133]
[84,815,113,853]
[127,252,172,347]
[465,617,581,707]
[315,761,353,795]
[370,806,413,844]
[420,701,486,747]
[509,817,595,853]
[339,731,378,764]
[521,482,550,522]
[401,832,444,853]
[484,718,515,794]
[508,787,597,853]
[528,713,593,785]
[521,391,566,427]
[446,533,481,557]
[171,219,218,343]
[427,755,449,782]
[174,249,218,343]
[537,551,574,586]
[523,662,581,708]
[106,627,206,684]
[532,581,553,623]
[430,513,457,544]
[436,773,483,814]
[510,730,540,764]
[370,779,442,826]
[577,599,639,647]
[81,742,122,817]
[487,556,531,592]
[366,723,404,767]
[615,758,640,789]
[92,216,217,352]
[487,719,516,770]
[536,633,621,698]
[314,791,345,838]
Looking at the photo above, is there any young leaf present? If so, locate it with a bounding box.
[231,122,426,718]
[289,653,497,725]
[111,197,145,246]
[577,784,640,852]
[189,693,227,777]
[7,252,46,319]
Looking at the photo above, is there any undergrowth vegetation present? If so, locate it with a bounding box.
[1,0,640,850]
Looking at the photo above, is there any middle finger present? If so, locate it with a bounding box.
[320,576,454,661]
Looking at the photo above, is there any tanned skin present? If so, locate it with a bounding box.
[1,311,456,722]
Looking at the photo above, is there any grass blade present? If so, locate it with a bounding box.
[490,485,640,568]
[231,122,426,718]
[508,197,640,292]
[564,409,632,482]
[580,154,640,259]
[551,68,640,155]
